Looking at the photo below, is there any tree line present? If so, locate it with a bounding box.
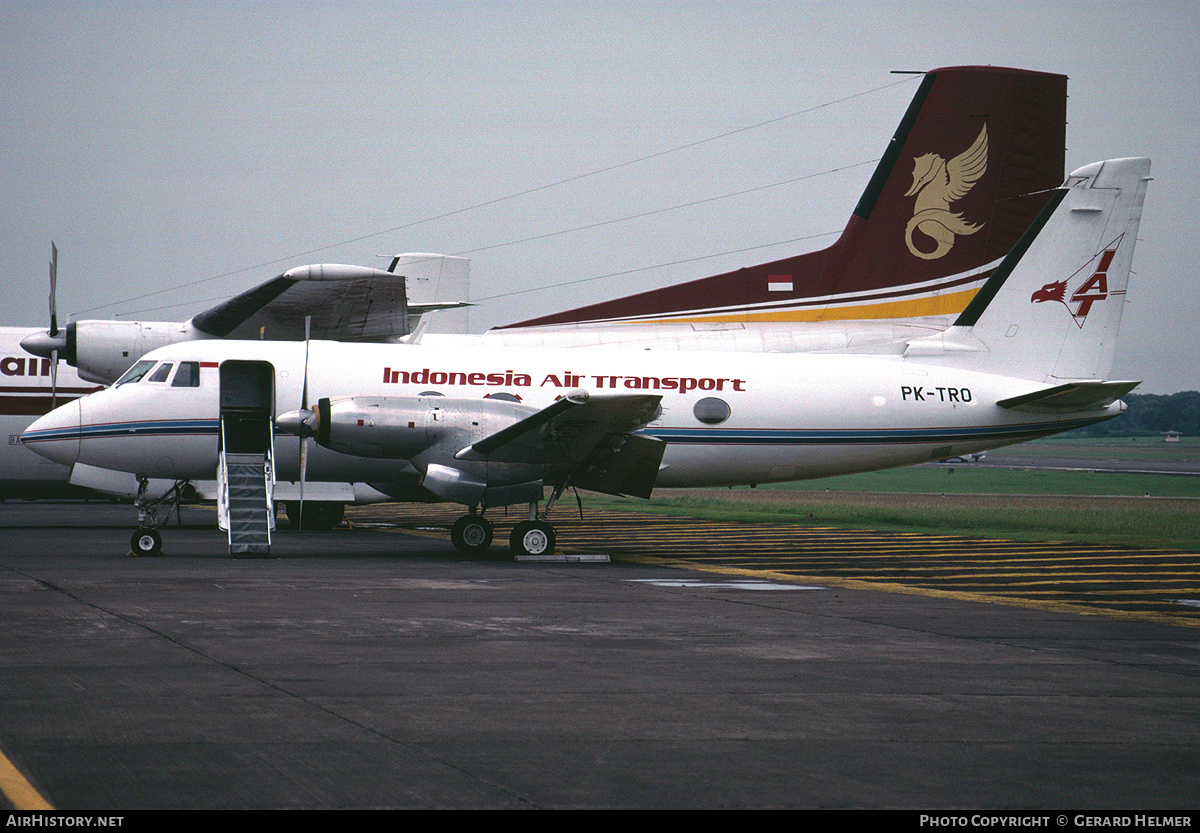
[1068,391,1200,437]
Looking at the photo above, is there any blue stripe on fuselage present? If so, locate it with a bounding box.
[23,417,1103,448]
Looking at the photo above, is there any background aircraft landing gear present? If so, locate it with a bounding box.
[131,528,162,557]
[510,520,555,556]
[450,515,494,554]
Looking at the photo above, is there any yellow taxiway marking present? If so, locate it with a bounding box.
[613,553,1200,630]
[348,506,1200,628]
[0,746,53,810]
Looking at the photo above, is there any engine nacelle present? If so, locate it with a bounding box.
[314,395,539,460]
[66,320,209,384]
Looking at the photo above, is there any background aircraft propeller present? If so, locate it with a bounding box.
[19,242,69,407]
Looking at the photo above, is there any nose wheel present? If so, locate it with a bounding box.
[131,528,163,557]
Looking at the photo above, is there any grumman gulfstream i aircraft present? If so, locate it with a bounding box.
[21,157,1150,558]
[6,64,1064,514]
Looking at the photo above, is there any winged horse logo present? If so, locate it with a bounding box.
[904,125,988,260]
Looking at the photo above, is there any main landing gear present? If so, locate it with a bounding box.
[450,514,494,553]
[510,520,555,556]
[449,502,557,557]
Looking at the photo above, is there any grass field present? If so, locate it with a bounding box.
[589,436,1200,550]
[983,434,1200,463]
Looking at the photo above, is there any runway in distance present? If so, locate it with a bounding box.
[452,65,1067,354]
[22,157,1151,557]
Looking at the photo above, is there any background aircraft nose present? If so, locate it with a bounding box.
[21,399,81,467]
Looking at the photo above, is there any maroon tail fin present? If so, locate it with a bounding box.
[501,66,1066,329]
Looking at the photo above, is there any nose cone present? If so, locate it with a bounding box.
[276,407,317,438]
[21,399,82,467]
[19,330,66,360]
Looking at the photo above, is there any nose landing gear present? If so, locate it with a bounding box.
[129,477,190,557]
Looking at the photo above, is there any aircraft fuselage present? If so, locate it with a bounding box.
[22,339,1118,491]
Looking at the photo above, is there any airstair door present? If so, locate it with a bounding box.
[218,360,275,555]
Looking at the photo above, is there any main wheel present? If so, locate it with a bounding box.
[510,521,556,556]
[131,528,162,557]
[450,515,494,553]
[285,501,346,530]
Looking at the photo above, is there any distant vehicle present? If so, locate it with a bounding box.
[940,452,987,463]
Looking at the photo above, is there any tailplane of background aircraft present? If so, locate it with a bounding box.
[494,65,1067,340]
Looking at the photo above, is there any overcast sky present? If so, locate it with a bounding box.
[3,1,1197,393]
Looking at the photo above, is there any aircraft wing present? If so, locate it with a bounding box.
[458,391,666,498]
[189,264,409,342]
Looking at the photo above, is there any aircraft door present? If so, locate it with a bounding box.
[219,360,275,454]
[217,360,276,553]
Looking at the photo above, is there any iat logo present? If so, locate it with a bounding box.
[1031,235,1125,326]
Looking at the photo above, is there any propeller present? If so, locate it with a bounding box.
[24,243,64,408]
[272,317,322,530]
[20,242,69,411]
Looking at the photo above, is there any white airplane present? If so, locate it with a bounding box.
[21,157,1151,559]
[3,254,468,522]
[445,65,1068,354]
[20,251,471,385]
[3,64,1063,519]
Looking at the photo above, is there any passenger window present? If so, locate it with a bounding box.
[148,362,174,383]
[693,397,731,425]
[171,361,200,387]
[115,360,156,386]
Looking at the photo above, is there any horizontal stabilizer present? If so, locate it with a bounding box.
[996,380,1140,413]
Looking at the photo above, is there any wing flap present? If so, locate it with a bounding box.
[459,391,664,497]
[570,433,666,499]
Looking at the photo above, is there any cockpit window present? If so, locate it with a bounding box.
[171,361,200,388]
[148,362,174,383]
[115,360,156,386]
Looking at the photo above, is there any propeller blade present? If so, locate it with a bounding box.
[48,242,58,338]
[297,440,307,529]
[50,348,58,410]
[298,315,312,531]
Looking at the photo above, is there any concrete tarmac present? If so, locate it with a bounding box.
[1,502,1199,811]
